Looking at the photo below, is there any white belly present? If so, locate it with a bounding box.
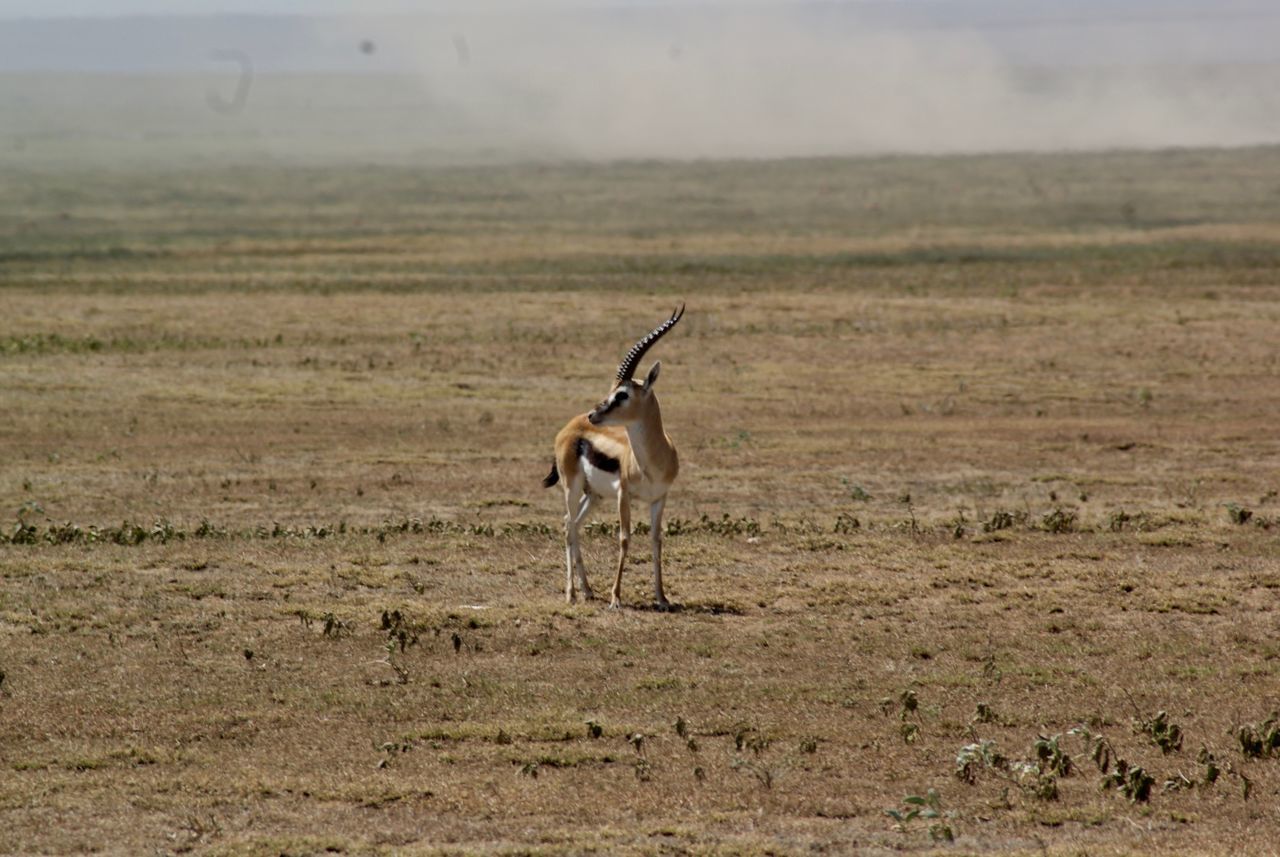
[582,461,666,504]
[583,460,621,499]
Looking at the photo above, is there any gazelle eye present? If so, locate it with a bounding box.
[614,391,629,403]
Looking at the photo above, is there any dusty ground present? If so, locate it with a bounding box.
[3,149,1280,855]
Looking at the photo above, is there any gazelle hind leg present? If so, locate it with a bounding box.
[609,488,631,609]
[572,492,595,600]
[563,483,591,603]
[649,496,670,608]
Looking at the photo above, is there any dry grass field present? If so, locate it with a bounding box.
[3,147,1280,855]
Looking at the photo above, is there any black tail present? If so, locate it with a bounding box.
[541,461,559,488]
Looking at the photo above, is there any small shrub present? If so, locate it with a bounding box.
[1135,710,1183,755]
[981,510,1018,532]
[884,789,953,841]
[834,512,861,534]
[841,478,873,502]
[1032,733,1073,777]
[321,612,352,638]
[1226,504,1253,525]
[1040,507,1078,533]
[1104,760,1155,803]
[972,702,999,724]
[955,739,1006,785]
[1234,714,1280,758]
[380,610,420,652]
[1070,726,1153,803]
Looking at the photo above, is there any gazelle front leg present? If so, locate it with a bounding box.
[649,495,670,609]
[609,487,631,609]
[564,488,595,603]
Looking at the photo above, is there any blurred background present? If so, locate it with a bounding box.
[3,0,1280,169]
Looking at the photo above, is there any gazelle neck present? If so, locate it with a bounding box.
[625,395,676,481]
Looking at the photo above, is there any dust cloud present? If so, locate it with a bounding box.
[3,1,1279,164]
[332,2,1280,160]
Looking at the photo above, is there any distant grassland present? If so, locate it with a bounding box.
[3,145,1280,854]
[5,143,1280,306]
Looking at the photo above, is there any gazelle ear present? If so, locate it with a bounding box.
[644,361,661,389]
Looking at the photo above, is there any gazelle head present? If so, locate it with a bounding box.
[588,304,684,426]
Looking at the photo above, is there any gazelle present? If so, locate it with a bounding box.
[542,305,685,609]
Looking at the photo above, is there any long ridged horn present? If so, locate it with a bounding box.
[616,304,685,383]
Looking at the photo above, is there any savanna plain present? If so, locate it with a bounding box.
[4,146,1280,855]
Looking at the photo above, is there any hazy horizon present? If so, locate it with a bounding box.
[3,1,1279,164]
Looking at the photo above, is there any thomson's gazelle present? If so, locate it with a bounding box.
[542,305,685,609]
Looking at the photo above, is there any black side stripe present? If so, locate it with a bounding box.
[576,437,620,473]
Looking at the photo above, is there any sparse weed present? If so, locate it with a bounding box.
[380,610,420,652]
[321,612,351,639]
[982,651,1003,684]
[1134,709,1184,755]
[884,789,954,841]
[0,515,558,547]
[177,812,222,848]
[1180,746,1253,799]
[1196,746,1220,786]
[955,734,1067,800]
[1032,733,1073,777]
[731,757,773,789]
[1233,713,1280,758]
[840,478,873,502]
[1040,508,1078,533]
[733,725,770,755]
[1070,725,1114,774]
[1225,503,1253,526]
[1070,725,1153,803]
[379,641,410,684]
[1104,760,1155,803]
[972,702,999,724]
[897,492,920,536]
[955,739,1006,785]
[194,518,227,538]
[1165,745,1230,795]
[882,690,923,744]
[833,512,861,533]
[669,513,762,537]
[982,510,1020,533]
[18,499,45,518]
